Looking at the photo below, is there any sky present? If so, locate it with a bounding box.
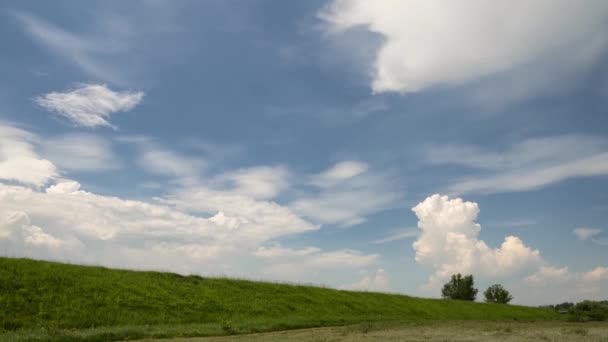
[1,0,607,305]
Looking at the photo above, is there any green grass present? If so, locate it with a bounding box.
[0,257,560,341]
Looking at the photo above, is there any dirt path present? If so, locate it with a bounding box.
[143,321,608,342]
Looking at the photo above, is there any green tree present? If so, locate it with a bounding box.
[441,273,478,301]
[483,284,513,304]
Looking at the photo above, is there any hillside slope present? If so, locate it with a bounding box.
[0,257,559,341]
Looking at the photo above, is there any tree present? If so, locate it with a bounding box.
[484,284,513,304]
[441,273,478,301]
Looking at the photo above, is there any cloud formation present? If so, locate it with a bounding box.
[36,84,144,128]
[411,194,608,304]
[340,268,391,292]
[573,227,602,241]
[291,161,401,226]
[0,124,57,187]
[427,135,608,194]
[43,134,121,172]
[320,0,608,93]
[412,194,541,286]
[0,123,379,282]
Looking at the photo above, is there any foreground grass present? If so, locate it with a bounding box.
[150,321,608,342]
[1,258,560,341]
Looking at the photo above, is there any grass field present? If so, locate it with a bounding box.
[0,257,561,341]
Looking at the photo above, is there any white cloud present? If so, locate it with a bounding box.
[412,194,541,287]
[291,161,402,227]
[253,245,379,282]
[320,1,608,94]
[160,187,317,243]
[427,135,608,194]
[573,227,602,241]
[0,124,57,187]
[35,84,144,128]
[0,123,382,286]
[521,266,608,303]
[15,12,127,84]
[309,160,368,188]
[410,194,608,304]
[525,266,571,286]
[340,268,391,292]
[216,166,290,200]
[137,147,204,183]
[43,134,120,172]
[0,211,67,249]
[372,228,418,244]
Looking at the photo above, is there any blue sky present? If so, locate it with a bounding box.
[1,0,607,305]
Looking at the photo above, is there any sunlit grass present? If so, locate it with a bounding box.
[0,257,560,341]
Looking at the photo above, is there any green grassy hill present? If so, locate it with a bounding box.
[0,257,560,341]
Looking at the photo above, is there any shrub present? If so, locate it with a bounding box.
[568,300,608,321]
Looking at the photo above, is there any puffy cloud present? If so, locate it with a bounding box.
[411,194,608,304]
[35,84,143,128]
[0,210,69,249]
[0,124,57,187]
[320,1,608,93]
[161,187,317,243]
[427,135,608,194]
[412,194,541,286]
[573,227,602,241]
[340,268,391,292]
[291,161,402,226]
[43,134,121,172]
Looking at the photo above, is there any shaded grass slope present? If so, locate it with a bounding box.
[0,257,559,341]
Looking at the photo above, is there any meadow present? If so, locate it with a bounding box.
[1,257,563,341]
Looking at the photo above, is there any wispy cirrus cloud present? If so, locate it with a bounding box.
[35,84,144,129]
[426,135,608,195]
[290,160,403,227]
[14,12,127,84]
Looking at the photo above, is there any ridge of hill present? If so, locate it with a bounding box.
[0,257,560,341]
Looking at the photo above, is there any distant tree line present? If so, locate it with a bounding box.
[541,300,608,321]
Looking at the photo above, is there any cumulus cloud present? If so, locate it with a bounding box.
[291,161,402,226]
[427,135,608,194]
[573,227,602,241]
[0,124,57,187]
[320,1,608,94]
[0,123,381,284]
[412,194,541,287]
[35,84,143,128]
[340,268,391,292]
[43,134,121,172]
[411,194,608,304]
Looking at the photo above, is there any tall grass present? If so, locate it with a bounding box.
[0,257,560,341]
